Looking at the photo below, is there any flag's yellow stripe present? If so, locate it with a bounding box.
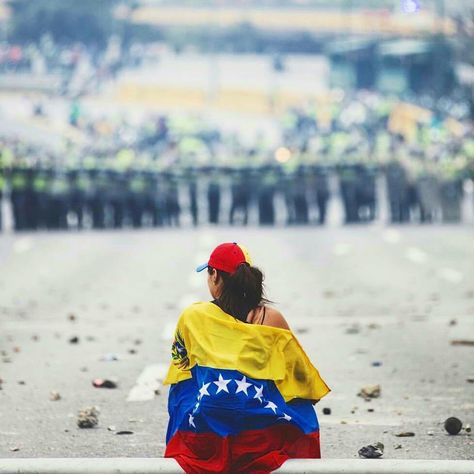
[164,302,330,402]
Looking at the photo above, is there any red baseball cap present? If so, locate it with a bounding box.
[196,242,253,274]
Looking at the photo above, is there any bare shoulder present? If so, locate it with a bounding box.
[262,306,290,330]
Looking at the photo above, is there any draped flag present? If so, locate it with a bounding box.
[164,302,330,474]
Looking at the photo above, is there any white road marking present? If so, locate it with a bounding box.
[13,237,33,254]
[405,247,427,264]
[332,243,351,256]
[383,229,401,244]
[127,363,169,402]
[437,268,464,284]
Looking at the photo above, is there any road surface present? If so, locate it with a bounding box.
[0,225,473,460]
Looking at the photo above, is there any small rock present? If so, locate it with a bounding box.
[444,417,462,435]
[17,380,25,385]
[358,442,384,459]
[128,349,137,355]
[466,377,474,384]
[92,378,118,389]
[450,340,474,346]
[107,426,116,431]
[49,391,61,401]
[31,334,39,341]
[13,347,20,353]
[465,424,471,433]
[368,408,375,413]
[69,336,79,344]
[394,444,402,450]
[116,430,134,435]
[371,361,382,367]
[322,407,331,415]
[9,447,20,452]
[68,314,76,322]
[358,384,381,400]
[449,319,457,326]
[427,431,434,436]
[77,406,99,428]
[345,326,359,335]
[395,432,415,437]
[367,323,380,330]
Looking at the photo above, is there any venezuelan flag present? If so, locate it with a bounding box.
[164,302,330,474]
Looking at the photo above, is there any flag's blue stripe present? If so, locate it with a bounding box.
[166,366,319,443]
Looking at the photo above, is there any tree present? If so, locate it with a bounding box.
[8,0,118,47]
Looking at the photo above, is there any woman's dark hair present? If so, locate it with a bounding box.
[209,263,270,322]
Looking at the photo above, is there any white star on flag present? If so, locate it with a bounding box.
[188,414,196,428]
[235,376,252,396]
[279,413,292,421]
[264,401,278,413]
[198,382,211,400]
[213,373,231,394]
[254,385,264,403]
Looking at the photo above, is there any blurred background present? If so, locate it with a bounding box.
[0,0,473,230]
[1,0,474,462]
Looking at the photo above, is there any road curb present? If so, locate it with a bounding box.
[0,458,473,473]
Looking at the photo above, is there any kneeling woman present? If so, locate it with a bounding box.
[164,242,330,474]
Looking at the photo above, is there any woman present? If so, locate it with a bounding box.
[164,242,330,474]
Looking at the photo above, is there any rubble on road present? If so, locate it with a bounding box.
[395,432,415,437]
[444,417,463,435]
[358,442,384,458]
[77,406,99,429]
[92,378,118,389]
[358,384,381,400]
[49,390,61,401]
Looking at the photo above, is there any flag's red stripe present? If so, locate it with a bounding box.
[165,424,320,474]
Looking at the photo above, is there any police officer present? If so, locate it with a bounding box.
[207,168,221,225]
[10,162,28,231]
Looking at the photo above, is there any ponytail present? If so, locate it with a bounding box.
[209,264,270,322]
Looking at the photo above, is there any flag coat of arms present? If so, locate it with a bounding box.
[164,301,330,474]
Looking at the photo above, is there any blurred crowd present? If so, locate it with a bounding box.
[0,91,473,232]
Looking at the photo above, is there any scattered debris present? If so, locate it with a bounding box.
[466,377,474,384]
[394,444,402,450]
[358,384,381,400]
[9,447,20,452]
[107,426,116,432]
[31,334,39,341]
[92,378,118,389]
[116,430,134,435]
[295,327,309,334]
[17,380,25,385]
[49,391,61,401]
[345,326,360,335]
[464,424,471,433]
[368,408,374,413]
[450,340,474,346]
[13,347,20,353]
[395,432,415,437]
[367,323,380,330]
[371,361,382,367]
[322,407,331,415]
[77,407,99,428]
[68,314,76,322]
[448,319,457,326]
[128,349,137,355]
[101,353,119,362]
[69,336,79,344]
[358,442,384,459]
[444,417,462,435]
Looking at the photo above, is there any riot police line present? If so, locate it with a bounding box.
[0,159,469,232]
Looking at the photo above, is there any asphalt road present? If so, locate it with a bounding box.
[0,225,473,460]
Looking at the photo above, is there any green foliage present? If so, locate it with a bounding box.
[8,0,118,46]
